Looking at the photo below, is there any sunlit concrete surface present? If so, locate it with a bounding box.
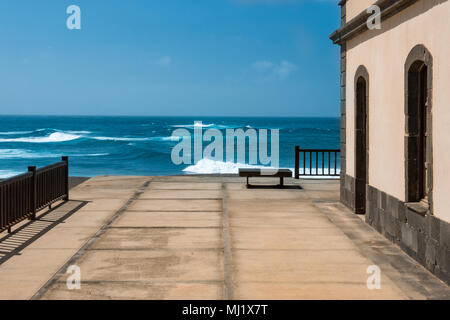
[0,175,448,300]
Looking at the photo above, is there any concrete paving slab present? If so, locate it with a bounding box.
[227,208,326,219]
[232,249,374,275]
[113,211,222,228]
[233,256,393,285]
[229,217,337,229]
[92,228,223,250]
[129,199,222,212]
[139,189,222,199]
[226,190,307,201]
[230,228,355,250]
[227,201,319,213]
[26,227,99,249]
[149,182,222,190]
[0,281,45,300]
[64,249,224,282]
[0,248,77,281]
[68,189,136,200]
[234,282,409,300]
[304,190,340,201]
[1,175,448,300]
[79,199,128,211]
[56,210,116,228]
[42,281,224,300]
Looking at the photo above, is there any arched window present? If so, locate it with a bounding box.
[354,66,369,214]
[405,45,433,209]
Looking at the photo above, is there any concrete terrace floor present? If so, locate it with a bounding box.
[0,175,449,300]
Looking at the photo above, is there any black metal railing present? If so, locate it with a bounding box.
[294,146,340,179]
[0,157,69,234]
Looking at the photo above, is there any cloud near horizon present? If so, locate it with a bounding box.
[155,56,172,67]
[252,60,297,78]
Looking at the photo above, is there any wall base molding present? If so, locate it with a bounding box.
[341,174,356,212]
[365,184,450,285]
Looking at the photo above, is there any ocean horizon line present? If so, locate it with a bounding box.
[0,114,340,119]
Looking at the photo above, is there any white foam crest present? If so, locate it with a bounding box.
[0,149,109,159]
[0,170,23,179]
[72,153,110,157]
[183,159,282,175]
[91,136,180,142]
[91,136,151,142]
[159,136,182,142]
[0,132,81,143]
[172,123,215,129]
[61,130,91,134]
[0,149,54,159]
[183,159,340,178]
[0,131,34,135]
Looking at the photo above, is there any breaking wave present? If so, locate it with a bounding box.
[0,170,23,179]
[183,159,340,178]
[0,130,34,135]
[0,132,81,143]
[0,149,109,159]
[172,123,215,129]
[183,159,285,175]
[91,136,180,142]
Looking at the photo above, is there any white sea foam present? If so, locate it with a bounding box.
[172,123,215,129]
[159,136,182,142]
[0,131,34,135]
[183,158,340,178]
[91,136,151,142]
[0,149,54,159]
[91,136,180,142]
[73,153,110,157]
[183,159,284,175]
[0,132,81,143]
[0,170,23,179]
[62,130,91,134]
[0,149,109,159]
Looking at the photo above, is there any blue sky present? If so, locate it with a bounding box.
[0,0,340,117]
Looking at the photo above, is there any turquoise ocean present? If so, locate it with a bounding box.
[0,116,339,178]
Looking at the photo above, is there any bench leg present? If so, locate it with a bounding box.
[246,177,249,188]
[280,177,284,187]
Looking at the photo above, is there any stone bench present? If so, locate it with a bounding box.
[238,168,293,188]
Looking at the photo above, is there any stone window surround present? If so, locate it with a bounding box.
[404,44,433,216]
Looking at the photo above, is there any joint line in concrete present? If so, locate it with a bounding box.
[222,183,234,300]
[30,179,152,300]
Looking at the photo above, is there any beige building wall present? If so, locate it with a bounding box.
[346,0,376,21]
[345,0,450,222]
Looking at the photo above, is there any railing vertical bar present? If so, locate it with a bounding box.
[315,152,318,176]
[334,151,337,175]
[303,151,306,177]
[322,152,325,176]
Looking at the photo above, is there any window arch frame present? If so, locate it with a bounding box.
[354,65,370,214]
[404,44,433,212]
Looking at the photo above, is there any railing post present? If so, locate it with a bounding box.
[28,166,37,220]
[62,156,69,201]
[294,146,300,179]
